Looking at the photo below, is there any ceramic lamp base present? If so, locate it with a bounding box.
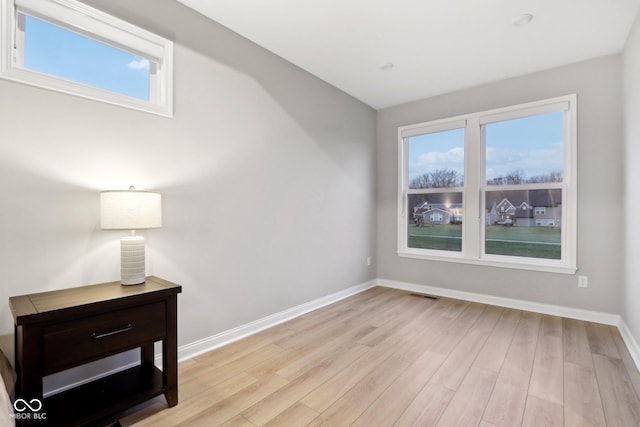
[121,235,146,285]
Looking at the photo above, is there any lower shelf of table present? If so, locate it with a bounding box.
[43,364,166,426]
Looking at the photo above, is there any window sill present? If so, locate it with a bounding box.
[397,250,577,275]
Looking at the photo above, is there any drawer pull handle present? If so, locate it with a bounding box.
[91,323,134,339]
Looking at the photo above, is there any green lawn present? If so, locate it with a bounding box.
[408,224,462,251]
[408,224,561,259]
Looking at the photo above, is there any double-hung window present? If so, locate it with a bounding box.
[1,0,173,116]
[398,95,577,273]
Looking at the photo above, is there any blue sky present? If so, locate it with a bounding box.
[409,111,564,182]
[24,15,150,100]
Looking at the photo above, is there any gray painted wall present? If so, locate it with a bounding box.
[624,13,640,346]
[377,55,624,314]
[0,0,377,356]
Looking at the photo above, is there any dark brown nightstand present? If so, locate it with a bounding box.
[10,276,181,426]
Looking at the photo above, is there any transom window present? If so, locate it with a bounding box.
[398,95,577,273]
[1,0,173,116]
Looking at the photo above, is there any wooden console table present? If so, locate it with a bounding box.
[10,276,181,426]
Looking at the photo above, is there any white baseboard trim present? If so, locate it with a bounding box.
[174,279,378,363]
[376,278,621,326]
[618,319,640,372]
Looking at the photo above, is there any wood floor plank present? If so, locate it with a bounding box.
[357,295,437,346]
[274,309,362,350]
[435,367,498,427]
[521,395,563,427]
[609,325,640,401]
[121,288,640,427]
[218,415,256,427]
[182,343,285,391]
[429,305,502,390]
[350,350,446,427]
[299,334,402,412]
[393,382,456,427]
[563,318,596,367]
[241,344,370,425]
[472,308,521,373]
[528,315,563,405]
[391,298,467,364]
[418,302,485,357]
[275,323,375,380]
[314,354,410,427]
[564,361,606,427]
[367,291,430,329]
[585,321,621,359]
[592,353,640,426]
[176,375,289,427]
[262,402,319,427]
[482,311,541,427]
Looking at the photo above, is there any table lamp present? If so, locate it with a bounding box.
[100,186,162,285]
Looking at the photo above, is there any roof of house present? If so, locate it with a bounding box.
[486,189,561,210]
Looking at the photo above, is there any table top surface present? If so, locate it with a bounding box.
[9,276,181,323]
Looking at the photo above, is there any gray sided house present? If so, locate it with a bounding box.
[413,201,463,225]
[486,190,561,227]
[422,207,451,225]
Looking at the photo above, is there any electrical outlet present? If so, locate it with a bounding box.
[366,257,371,266]
[578,275,588,288]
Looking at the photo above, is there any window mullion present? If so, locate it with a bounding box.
[397,135,408,253]
[463,117,481,258]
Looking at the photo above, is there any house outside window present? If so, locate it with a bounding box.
[398,95,577,273]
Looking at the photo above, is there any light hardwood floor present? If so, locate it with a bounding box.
[120,287,640,426]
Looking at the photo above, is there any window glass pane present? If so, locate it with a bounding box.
[408,193,462,252]
[408,128,464,189]
[485,189,561,259]
[485,112,563,185]
[23,15,151,100]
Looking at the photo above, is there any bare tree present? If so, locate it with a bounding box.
[429,168,462,188]
[504,169,526,184]
[527,170,563,183]
[409,174,431,189]
[410,168,463,189]
[489,169,562,185]
[487,171,520,185]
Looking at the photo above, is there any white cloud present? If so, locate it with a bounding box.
[127,58,149,70]
[410,147,464,179]
[485,141,563,180]
[415,147,464,171]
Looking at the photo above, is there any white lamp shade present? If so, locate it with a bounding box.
[100,190,162,230]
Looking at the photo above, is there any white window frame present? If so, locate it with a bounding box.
[398,95,577,274]
[0,0,173,117]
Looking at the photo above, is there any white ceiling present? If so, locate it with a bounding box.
[176,0,640,109]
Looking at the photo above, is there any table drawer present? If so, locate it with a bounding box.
[43,302,166,374]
